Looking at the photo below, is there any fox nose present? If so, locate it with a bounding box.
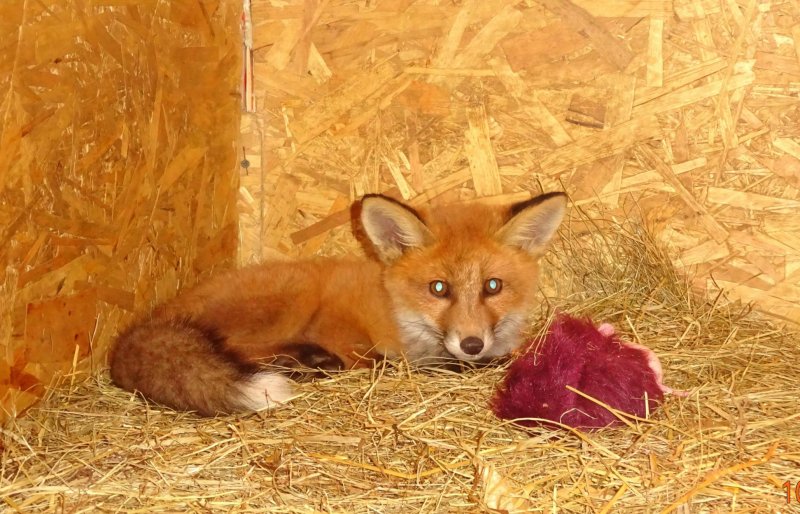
[460,336,484,355]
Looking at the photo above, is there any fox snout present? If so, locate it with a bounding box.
[460,336,484,355]
[441,308,524,362]
[443,331,491,360]
[440,300,496,360]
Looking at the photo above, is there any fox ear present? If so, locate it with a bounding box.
[360,194,434,263]
[497,192,567,256]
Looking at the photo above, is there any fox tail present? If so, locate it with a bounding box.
[109,319,292,416]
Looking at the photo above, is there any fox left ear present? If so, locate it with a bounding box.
[360,194,434,263]
[497,192,568,256]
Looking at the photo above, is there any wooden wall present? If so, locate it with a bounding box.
[0,1,242,422]
[241,0,800,324]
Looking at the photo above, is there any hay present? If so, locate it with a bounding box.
[4,210,798,512]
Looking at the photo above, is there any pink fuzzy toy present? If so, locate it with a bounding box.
[492,314,682,430]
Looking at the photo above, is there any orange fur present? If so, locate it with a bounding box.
[110,192,567,416]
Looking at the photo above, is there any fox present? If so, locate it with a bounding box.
[109,191,568,416]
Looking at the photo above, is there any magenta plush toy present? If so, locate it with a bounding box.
[492,313,683,430]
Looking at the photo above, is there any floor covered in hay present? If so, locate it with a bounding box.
[3,218,799,513]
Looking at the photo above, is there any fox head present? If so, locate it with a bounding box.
[359,192,567,365]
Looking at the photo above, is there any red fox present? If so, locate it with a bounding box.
[110,192,567,416]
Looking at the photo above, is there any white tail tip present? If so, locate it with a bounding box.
[237,372,295,412]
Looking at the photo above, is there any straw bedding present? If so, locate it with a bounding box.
[3,213,798,513]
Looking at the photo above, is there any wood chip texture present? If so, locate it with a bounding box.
[241,0,800,327]
[0,1,241,421]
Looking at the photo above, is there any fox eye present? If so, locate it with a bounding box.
[429,280,449,298]
[484,278,502,295]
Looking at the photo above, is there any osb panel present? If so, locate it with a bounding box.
[241,0,800,324]
[0,0,242,421]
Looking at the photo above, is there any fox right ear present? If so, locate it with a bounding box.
[497,192,568,256]
[360,194,434,263]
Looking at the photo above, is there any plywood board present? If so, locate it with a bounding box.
[241,0,800,326]
[0,1,241,421]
